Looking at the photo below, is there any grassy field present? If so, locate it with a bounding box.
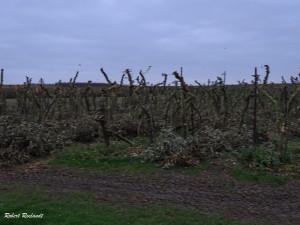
[1,139,299,225]
[0,183,259,225]
[51,138,298,183]
[51,140,211,175]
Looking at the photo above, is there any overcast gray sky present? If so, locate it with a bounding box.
[1,0,299,84]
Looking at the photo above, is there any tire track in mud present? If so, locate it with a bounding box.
[0,165,299,225]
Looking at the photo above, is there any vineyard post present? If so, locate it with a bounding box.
[252,67,259,145]
[0,69,5,114]
[96,106,110,147]
[0,69,3,86]
[83,84,92,113]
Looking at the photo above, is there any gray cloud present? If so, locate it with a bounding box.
[1,0,299,84]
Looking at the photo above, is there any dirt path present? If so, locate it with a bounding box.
[0,162,299,225]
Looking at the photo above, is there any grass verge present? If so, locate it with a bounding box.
[0,184,256,225]
[51,139,210,174]
[231,167,288,186]
[51,138,161,173]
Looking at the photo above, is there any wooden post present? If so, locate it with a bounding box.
[0,69,3,85]
[0,69,4,114]
[252,67,259,145]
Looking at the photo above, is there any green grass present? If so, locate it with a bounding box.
[231,140,300,184]
[289,138,300,154]
[52,137,298,184]
[52,155,161,173]
[51,139,211,175]
[288,139,300,178]
[0,184,257,225]
[51,138,162,173]
[231,167,288,186]
[172,161,211,175]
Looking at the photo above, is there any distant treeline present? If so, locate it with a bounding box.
[3,82,110,87]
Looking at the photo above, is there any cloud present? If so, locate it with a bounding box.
[0,0,299,84]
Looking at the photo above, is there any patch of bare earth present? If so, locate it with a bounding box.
[0,161,299,225]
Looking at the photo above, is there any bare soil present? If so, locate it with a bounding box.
[0,160,299,225]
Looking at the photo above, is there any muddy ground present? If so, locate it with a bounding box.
[0,160,299,225]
